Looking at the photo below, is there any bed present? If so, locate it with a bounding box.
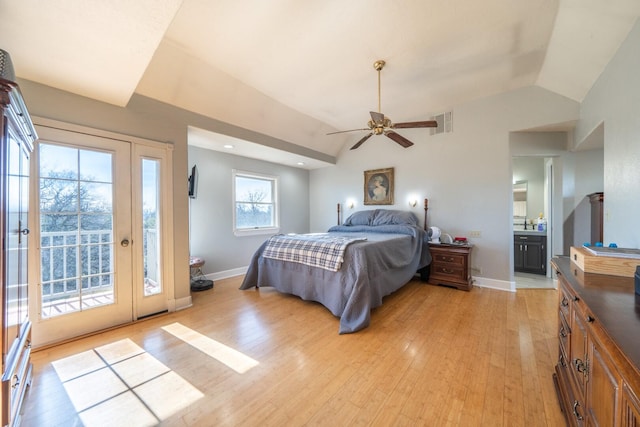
[240,202,432,334]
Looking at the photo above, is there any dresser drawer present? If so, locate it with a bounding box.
[514,234,545,243]
[2,321,32,427]
[559,286,570,320]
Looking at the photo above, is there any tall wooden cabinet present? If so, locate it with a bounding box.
[551,257,640,426]
[588,192,604,245]
[1,62,37,426]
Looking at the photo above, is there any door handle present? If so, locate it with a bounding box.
[121,239,130,247]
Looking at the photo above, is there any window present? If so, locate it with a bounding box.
[233,170,279,236]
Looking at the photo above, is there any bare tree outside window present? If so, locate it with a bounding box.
[38,142,116,317]
[233,171,278,233]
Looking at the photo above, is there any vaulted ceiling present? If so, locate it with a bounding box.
[1,0,639,160]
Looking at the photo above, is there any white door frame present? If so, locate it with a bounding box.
[29,118,175,348]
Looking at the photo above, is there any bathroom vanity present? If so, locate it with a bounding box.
[514,230,547,275]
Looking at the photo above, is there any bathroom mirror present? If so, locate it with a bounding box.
[513,181,527,219]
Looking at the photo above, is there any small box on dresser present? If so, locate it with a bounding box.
[426,243,473,291]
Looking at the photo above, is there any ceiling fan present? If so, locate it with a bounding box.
[327,60,437,150]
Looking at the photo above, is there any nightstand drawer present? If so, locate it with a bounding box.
[431,264,465,279]
[432,252,465,267]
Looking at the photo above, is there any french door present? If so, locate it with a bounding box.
[29,124,173,347]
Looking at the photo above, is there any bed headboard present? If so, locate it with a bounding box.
[337,198,429,229]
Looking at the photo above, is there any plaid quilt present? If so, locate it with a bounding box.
[263,233,367,271]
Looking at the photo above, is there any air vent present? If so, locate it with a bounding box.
[0,49,15,81]
[430,111,453,135]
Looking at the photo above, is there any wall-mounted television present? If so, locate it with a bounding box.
[188,165,197,198]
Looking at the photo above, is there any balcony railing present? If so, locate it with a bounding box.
[40,228,159,317]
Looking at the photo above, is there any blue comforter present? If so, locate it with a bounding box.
[240,223,431,334]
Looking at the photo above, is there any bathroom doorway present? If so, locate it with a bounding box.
[512,156,555,289]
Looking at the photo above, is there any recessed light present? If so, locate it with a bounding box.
[297,162,305,166]
[223,144,234,149]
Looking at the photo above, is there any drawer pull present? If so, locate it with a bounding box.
[572,296,579,302]
[586,315,595,323]
[11,374,20,390]
[573,400,583,421]
[442,268,455,274]
[559,327,567,338]
[560,297,569,308]
[574,358,587,374]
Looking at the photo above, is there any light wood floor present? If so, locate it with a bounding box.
[515,272,557,289]
[22,277,566,426]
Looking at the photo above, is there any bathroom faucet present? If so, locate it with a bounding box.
[523,218,527,230]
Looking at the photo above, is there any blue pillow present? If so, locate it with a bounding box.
[371,209,419,226]
[343,210,375,226]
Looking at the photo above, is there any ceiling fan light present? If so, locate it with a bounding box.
[329,60,432,149]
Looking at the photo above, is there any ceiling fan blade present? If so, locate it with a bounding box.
[392,120,438,129]
[350,133,374,150]
[370,111,385,124]
[384,131,414,148]
[326,128,370,135]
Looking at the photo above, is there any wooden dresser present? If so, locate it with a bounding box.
[427,243,473,291]
[551,257,640,426]
[1,72,37,426]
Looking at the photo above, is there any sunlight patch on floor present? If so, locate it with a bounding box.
[51,338,203,426]
[161,322,259,374]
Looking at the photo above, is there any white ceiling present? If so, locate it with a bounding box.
[1,0,638,167]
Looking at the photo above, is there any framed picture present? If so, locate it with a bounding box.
[364,167,394,205]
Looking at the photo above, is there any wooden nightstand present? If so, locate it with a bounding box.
[426,243,473,291]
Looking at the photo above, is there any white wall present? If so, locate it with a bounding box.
[311,86,580,289]
[188,146,310,277]
[577,20,640,248]
[572,149,604,247]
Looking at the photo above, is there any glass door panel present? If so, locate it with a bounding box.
[39,144,115,317]
[4,123,30,345]
[133,143,172,319]
[30,126,132,348]
[142,158,161,297]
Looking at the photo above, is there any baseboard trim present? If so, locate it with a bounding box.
[203,266,248,282]
[472,276,515,292]
[173,295,193,311]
